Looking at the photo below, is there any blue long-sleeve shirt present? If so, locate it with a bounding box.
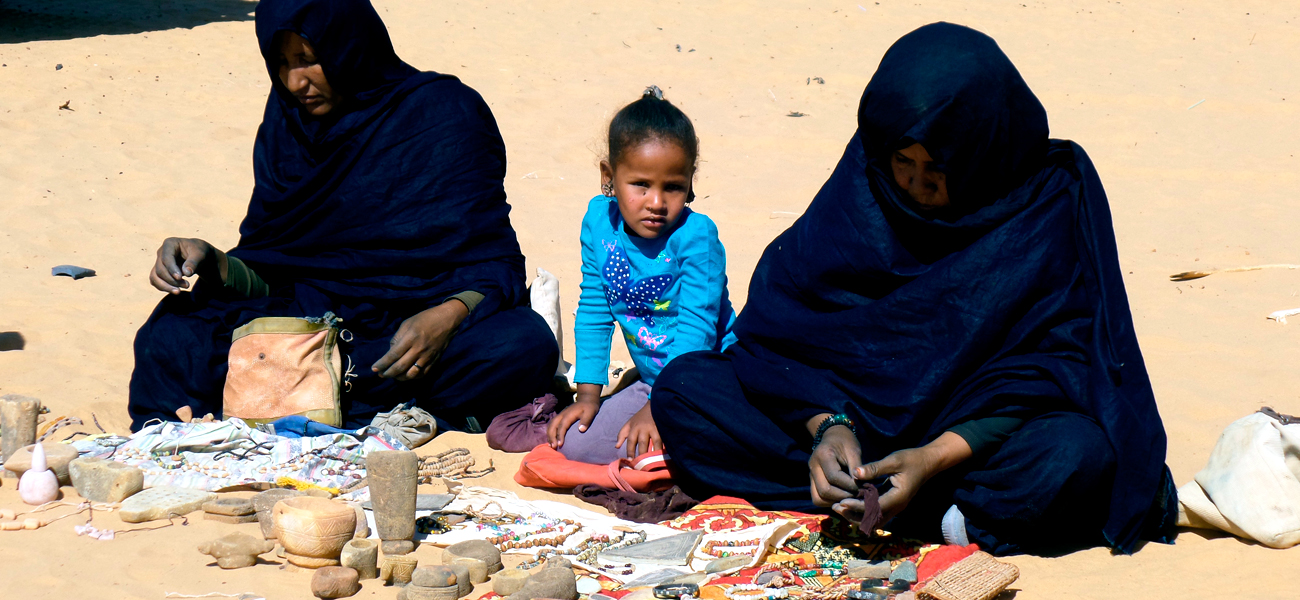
[574,195,736,387]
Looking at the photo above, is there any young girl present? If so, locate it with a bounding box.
[546,86,735,463]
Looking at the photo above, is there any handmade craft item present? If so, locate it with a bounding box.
[253,488,305,539]
[0,395,41,464]
[508,566,578,600]
[442,539,504,574]
[198,532,275,569]
[367,450,417,555]
[18,442,61,505]
[272,496,357,568]
[379,554,419,586]
[916,551,1018,600]
[418,448,493,482]
[340,539,378,580]
[492,568,530,596]
[401,565,459,600]
[5,442,79,485]
[68,457,144,503]
[312,566,361,599]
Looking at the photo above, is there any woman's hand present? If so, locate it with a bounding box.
[372,300,469,381]
[616,402,662,458]
[809,421,863,507]
[150,237,225,294]
[548,384,603,449]
[834,431,973,525]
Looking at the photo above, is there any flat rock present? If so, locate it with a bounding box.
[68,457,144,503]
[120,486,216,523]
[622,569,688,588]
[598,531,702,567]
[846,560,893,580]
[666,572,707,585]
[365,493,455,512]
[889,560,918,584]
[203,497,255,516]
[492,568,530,596]
[509,567,578,600]
[5,442,79,485]
[312,566,360,599]
[204,512,259,524]
[443,539,503,573]
[706,555,750,573]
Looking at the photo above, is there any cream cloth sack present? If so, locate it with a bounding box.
[1177,407,1300,548]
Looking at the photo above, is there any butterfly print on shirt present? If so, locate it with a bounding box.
[603,241,675,328]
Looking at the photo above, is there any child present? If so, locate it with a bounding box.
[547,86,735,463]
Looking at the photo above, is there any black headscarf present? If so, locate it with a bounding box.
[228,0,526,326]
[728,23,1171,553]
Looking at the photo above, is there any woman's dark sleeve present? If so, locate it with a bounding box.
[948,416,1026,456]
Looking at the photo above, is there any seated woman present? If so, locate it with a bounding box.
[128,0,558,433]
[652,23,1177,556]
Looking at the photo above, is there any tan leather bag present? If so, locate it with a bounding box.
[223,312,345,427]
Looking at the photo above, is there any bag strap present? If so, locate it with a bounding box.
[1258,406,1300,425]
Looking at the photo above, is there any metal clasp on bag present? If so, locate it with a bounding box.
[1258,406,1299,425]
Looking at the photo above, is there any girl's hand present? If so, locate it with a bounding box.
[836,431,973,525]
[809,422,862,507]
[548,384,603,449]
[372,300,469,381]
[616,402,662,458]
[150,237,225,294]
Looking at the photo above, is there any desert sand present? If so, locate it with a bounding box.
[2,0,1299,597]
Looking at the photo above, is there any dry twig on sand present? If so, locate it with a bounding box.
[1169,264,1300,281]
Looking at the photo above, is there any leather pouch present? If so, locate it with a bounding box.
[223,312,345,427]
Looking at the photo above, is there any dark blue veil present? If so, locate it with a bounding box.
[727,23,1172,553]
[229,0,526,325]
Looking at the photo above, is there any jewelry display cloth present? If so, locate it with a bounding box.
[364,486,681,583]
[70,418,406,494]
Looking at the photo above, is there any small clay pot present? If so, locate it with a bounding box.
[272,496,357,568]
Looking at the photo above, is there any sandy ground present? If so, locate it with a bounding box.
[2,0,1299,597]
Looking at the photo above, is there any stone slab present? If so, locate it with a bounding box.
[203,497,255,516]
[597,531,702,567]
[204,512,260,524]
[119,486,216,523]
[68,457,144,503]
[5,442,79,485]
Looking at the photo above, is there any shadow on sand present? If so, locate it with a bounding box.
[0,0,256,44]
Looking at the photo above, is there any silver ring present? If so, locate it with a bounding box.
[412,364,423,371]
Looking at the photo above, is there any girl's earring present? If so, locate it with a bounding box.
[601,181,614,197]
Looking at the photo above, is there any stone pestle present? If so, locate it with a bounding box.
[366,450,417,555]
[0,395,41,472]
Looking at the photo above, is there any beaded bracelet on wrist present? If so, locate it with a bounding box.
[812,414,856,448]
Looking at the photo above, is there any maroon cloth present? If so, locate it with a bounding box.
[486,394,558,452]
[859,484,883,534]
[574,484,700,523]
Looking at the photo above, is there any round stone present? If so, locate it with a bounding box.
[492,568,530,596]
[576,577,603,595]
[442,539,503,573]
[312,566,360,599]
[411,566,458,589]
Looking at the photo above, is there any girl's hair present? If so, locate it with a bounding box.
[607,86,699,174]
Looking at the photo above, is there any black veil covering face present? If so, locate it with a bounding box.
[692,22,1174,553]
[128,0,557,431]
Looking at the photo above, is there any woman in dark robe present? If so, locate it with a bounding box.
[652,23,1177,556]
[128,0,558,433]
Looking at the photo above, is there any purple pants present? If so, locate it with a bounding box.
[559,381,651,464]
